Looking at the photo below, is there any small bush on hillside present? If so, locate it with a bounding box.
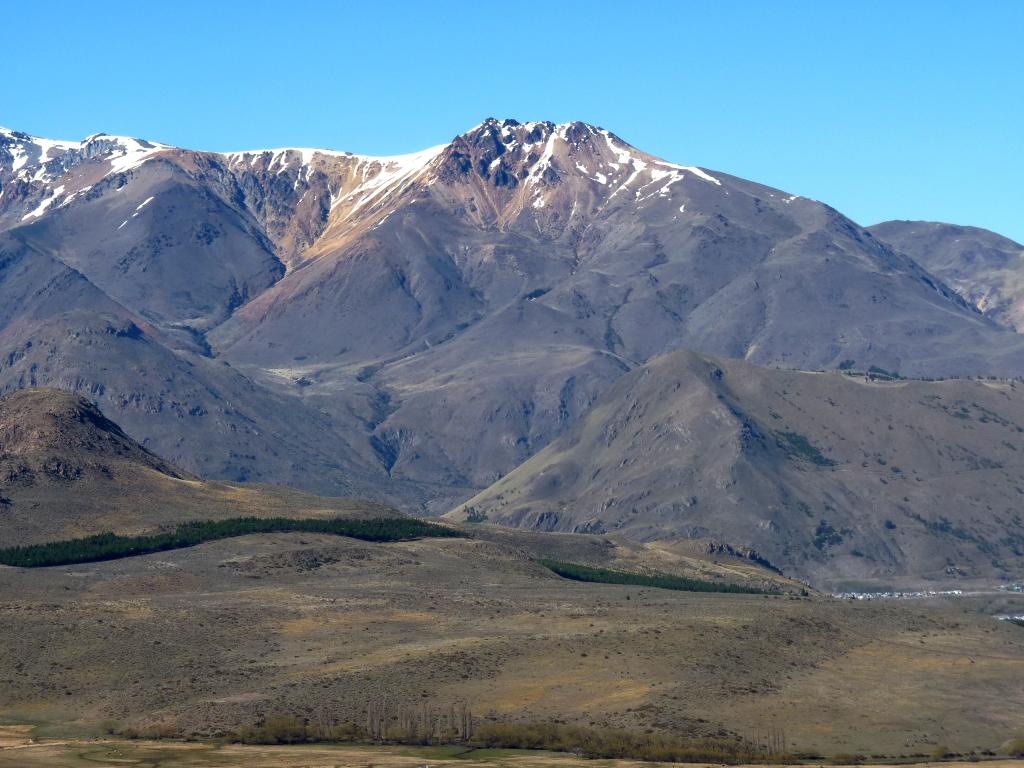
[930,744,950,760]
[464,507,488,523]
[831,753,866,764]
[774,430,837,466]
[813,519,844,551]
[867,366,903,380]
[236,714,310,744]
[1004,739,1024,757]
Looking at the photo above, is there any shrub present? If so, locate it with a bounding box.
[236,714,310,744]
[774,431,836,466]
[832,753,866,764]
[930,745,950,760]
[813,519,844,550]
[1004,738,1024,757]
[465,507,488,523]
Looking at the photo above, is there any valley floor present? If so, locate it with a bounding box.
[1,736,1023,768]
[0,532,1022,756]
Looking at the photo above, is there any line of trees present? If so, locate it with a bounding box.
[232,704,798,763]
[368,699,474,743]
[235,700,475,746]
[538,558,768,594]
[0,516,465,568]
[466,721,793,763]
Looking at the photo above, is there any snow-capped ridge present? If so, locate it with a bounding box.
[1,128,170,184]
[4,119,720,196]
[329,143,447,218]
[222,143,445,168]
[3,120,724,237]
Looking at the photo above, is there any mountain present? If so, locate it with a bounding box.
[213,119,1020,376]
[869,220,1024,332]
[0,388,394,546]
[448,350,1024,588]
[0,130,396,500]
[3,124,1024,758]
[4,119,1024,512]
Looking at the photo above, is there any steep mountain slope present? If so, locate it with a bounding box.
[212,119,1019,377]
[0,231,394,493]
[209,119,1024,498]
[449,350,1024,588]
[4,119,1024,510]
[0,386,184,478]
[869,220,1024,332]
[0,388,395,546]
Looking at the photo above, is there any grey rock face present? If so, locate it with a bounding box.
[208,119,1024,497]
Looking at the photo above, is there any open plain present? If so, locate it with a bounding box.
[3,736,1024,768]
[0,528,1021,757]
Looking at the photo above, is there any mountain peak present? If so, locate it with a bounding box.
[459,117,605,147]
[434,116,720,199]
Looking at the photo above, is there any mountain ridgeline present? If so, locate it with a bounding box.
[3,119,1024,587]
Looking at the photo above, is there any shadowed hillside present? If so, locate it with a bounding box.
[870,220,1024,332]
[0,388,396,546]
[450,351,1024,589]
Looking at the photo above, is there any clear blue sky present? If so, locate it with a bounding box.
[5,0,1022,241]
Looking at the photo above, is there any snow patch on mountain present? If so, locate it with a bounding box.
[331,144,446,218]
[21,184,64,221]
[1,127,169,184]
[98,136,170,175]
